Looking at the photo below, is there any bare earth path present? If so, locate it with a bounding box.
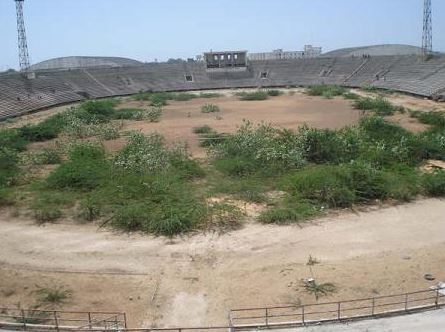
[1,199,445,327]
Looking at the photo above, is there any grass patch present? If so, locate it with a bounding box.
[266,89,283,96]
[353,96,404,116]
[307,85,346,98]
[410,110,445,129]
[34,285,71,306]
[236,91,269,101]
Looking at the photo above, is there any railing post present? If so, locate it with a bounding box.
[371,298,375,316]
[436,289,440,308]
[301,305,305,325]
[53,311,59,332]
[123,312,128,329]
[405,293,409,311]
[21,309,26,331]
[265,308,269,326]
[88,312,92,329]
[337,302,341,320]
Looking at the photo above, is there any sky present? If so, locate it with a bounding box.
[0,0,444,70]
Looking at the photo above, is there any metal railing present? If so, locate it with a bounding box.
[0,307,126,331]
[229,288,445,329]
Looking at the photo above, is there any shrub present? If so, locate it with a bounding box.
[0,129,28,151]
[410,111,445,129]
[0,148,20,187]
[46,143,108,191]
[78,196,101,221]
[259,200,319,224]
[236,91,269,101]
[0,188,14,206]
[35,285,71,305]
[30,148,61,165]
[201,104,220,113]
[146,105,163,122]
[286,165,356,208]
[193,125,213,134]
[354,96,403,116]
[99,123,120,140]
[307,85,346,98]
[266,89,283,96]
[172,93,197,101]
[150,92,171,106]
[112,108,145,120]
[110,186,206,236]
[114,133,169,174]
[343,92,360,100]
[34,207,62,223]
[205,203,244,232]
[423,170,445,196]
[212,122,306,175]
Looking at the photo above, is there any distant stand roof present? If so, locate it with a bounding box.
[30,56,142,70]
[322,44,423,57]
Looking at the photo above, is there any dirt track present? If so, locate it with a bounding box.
[1,199,445,327]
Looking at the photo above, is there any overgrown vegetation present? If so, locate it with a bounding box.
[133,91,221,105]
[2,90,445,236]
[236,91,269,101]
[353,96,404,116]
[307,85,346,98]
[208,115,445,224]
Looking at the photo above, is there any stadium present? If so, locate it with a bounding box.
[1,0,445,331]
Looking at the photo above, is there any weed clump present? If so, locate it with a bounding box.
[354,96,404,116]
[307,85,346,98]
[201,104,220,113]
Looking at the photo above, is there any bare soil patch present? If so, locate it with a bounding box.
[1,199,444,327]
[113,92,361,157]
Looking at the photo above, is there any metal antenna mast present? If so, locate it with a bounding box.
[15,0,30,71]
[422,0,433,58]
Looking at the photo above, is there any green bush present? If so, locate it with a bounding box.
[213,122,306,175]
[46,143,108,191]
[201,104,220,113]
[307,85,346,98]
[31,148,61,165]
[34,207,62,223]
[259,201,319,224]
[0,148,20,187]
[354,97,404,116]
[266,89,283,96]
[112,108,145,120]
[78,196,101,221]
[410,111,445,129]
[236,91,269,101]
[146,105,163,122]
[172,93,197,101]
[110,182,205,236]
[0,129,28,151]
[0,188,14,206]
[423,170,445,196]
[193,125,213,134]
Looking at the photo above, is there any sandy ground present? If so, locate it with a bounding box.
[1,199,445,327]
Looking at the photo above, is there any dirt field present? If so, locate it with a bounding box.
[1,89,445,328]
[1,199,445,327]
[110,91,362,157]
